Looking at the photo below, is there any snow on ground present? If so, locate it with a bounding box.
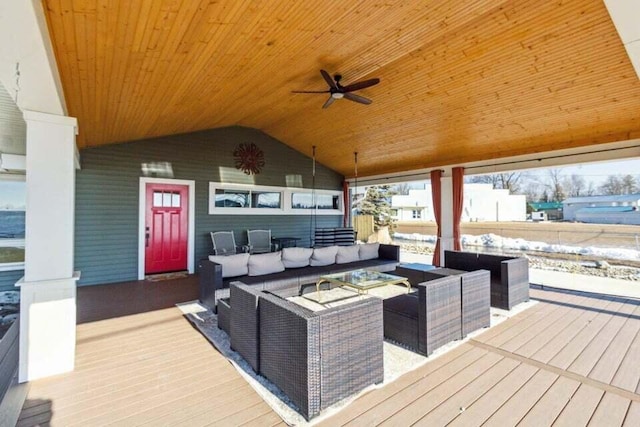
[394,232,640,261]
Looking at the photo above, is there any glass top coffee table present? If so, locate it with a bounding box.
[314,269,411,296]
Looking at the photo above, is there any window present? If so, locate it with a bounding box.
[0,179,26,270]
[412,210,422,219]
[215,189,250,207]
[292,193,314,209]
[252,191,281,208]
[209,182,342,215]
[153,191,181,207]
[316,194,340,210]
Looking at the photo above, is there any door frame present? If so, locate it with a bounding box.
[138,177,195,280]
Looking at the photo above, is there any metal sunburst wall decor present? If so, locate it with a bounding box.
[233,142,265,175]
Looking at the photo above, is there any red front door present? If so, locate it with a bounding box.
[145,183,189,274]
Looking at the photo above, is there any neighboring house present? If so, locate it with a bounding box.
[391,184,526,222]
[528,202,564,221]
[563,194,640,225]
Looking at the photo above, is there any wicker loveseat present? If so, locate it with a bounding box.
[228,282,384,420]
[444,250,529,310]
[199,243,400,312]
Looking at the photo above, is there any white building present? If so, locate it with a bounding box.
[392,184,526,222]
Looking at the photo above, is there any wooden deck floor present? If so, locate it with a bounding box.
[16,283,640,426]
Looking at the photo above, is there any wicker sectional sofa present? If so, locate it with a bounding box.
[444,250,530,310]
[229,282,384,420]
[199,243,400,312]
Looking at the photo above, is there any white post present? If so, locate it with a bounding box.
[16,111,80,383]
[440,168,454,263]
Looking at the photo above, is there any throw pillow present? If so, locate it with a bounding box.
[208,253,250,278]
[310,245,339,266]
[336,245,360,264]
[248,251,286,276]
[281,247,313,268]
[359,243,380,261]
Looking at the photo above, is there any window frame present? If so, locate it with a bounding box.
[0,175,26,272]
[208,182,343,215]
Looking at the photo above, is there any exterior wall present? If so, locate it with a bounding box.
[391,185,526,223]
[575,211,640,225]
[564,196,640,221]
[75,126,343,286]
[0,270,23,292]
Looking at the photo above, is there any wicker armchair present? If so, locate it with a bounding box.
[258,292,383,420]
[383,275,462,356]
[444,250,529,310]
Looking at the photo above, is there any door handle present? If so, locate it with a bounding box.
[145,226,150,247]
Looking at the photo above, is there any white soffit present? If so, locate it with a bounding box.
[604,0,640,79]
[0,0,66,115]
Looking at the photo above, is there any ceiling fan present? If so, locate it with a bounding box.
[292,70,380,109]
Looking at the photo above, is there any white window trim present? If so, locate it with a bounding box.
[208,182,344,216]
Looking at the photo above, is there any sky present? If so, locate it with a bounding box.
[403,158,639,190]
[0,181,26,209]
[539,158,639,185]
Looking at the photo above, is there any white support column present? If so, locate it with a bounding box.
[440,168,454,263]
[16,111,79,383]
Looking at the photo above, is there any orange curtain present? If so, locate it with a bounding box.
[430,170,442,266]
[342,180,350,227]
[452,167,464,251]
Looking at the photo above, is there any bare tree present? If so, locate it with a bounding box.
[522,181,544,202]
[546,169,566,201]
[599,175,623,195]
[467,172,524,193]
[621,174,638,194]
[562,174,586,197]
[391,182,411,195]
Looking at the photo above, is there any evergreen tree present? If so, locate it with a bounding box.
[354,185,397,231]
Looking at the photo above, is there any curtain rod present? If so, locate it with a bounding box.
[464,144,640,171]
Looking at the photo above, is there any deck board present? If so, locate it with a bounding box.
[446,363,539,427]
[589,304,640,384]
[411,358,520,426]
[523,295,617,363]
[553,385,604,427]
[506,294,616,356]
[589,393,632,426]
[375,353,504,426]
[481,370,559,426]
[16,281,640,426]
[516,376,580,426]
[623,401,640,426]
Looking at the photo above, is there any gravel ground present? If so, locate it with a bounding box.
[398,243,640,282]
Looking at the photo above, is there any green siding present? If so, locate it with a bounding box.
[0,270,22,291]
[75,126,344,286]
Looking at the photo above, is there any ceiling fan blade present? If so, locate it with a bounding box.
[320,69,338,90]
[291,90,330,93]
[344,92,372,105]
[343,78,380,92]
[322,96,335,109]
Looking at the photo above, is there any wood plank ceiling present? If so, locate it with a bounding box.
[43,0,640,177]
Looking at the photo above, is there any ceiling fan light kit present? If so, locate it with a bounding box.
[292,69,380,108]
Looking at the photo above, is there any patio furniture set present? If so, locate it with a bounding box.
[198,242,530,420]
